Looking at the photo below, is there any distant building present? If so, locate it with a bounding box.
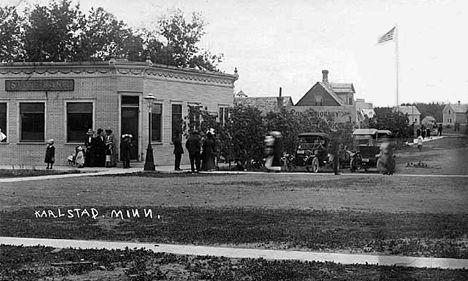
[355,98,375,128]
[394,105,421,125]
[443,101,468,126]
[294,70,356,123]
[234,88,294,115]
[421,116,436,127]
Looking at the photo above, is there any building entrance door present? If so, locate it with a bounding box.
[121,96,139,160]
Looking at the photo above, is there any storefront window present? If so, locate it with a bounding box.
[151,103,162,142]
[172,104,182,138]
[67,102,93,142]
[20,102,44,141]
[0,103,6,142]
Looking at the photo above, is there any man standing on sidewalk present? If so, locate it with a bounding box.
[172,130,184,171]
[186,130,201,173]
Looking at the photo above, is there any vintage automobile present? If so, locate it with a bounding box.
[294,132,331,173]
[349,128,392,172]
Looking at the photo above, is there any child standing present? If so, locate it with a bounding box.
[45,139,55,169]
[75,146,85,168]
[417,135,423,152]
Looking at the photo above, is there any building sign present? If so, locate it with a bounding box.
[6,79,74,91]
[292,106,356,123]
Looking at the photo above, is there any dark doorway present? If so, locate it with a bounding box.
[121,96,139,160]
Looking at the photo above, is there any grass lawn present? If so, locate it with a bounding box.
[1,206,467,259]
[1,135,467,280]
[0,168,85,178]
[1,245,467,281]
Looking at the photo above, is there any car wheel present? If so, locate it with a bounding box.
[311,157,319,173]
[350,158,357,172]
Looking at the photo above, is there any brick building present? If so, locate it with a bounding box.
[0,60,238,166]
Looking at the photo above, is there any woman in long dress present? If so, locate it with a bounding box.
[201,129,216,171]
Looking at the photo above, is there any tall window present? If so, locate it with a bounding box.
[172,104,182,138]
[188,105,201,130]
[0,103,6,142]
[151,103,162,142]
[67,102,93,142]
[20,102,44,141]
[218,106,229,126]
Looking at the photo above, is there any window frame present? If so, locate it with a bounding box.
[64,100,95,143]
[18,101,46,142]
[171,103,183,139]
[218,105,230,126]
[314,95,323,106]
[0,101,7,143]
[151,102,163,142]
[187,103,203,131]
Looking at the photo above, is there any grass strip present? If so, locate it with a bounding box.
[1,245,467,281]
[1,207,467,259]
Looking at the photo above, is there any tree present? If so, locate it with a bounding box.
[369,107,413,139]
[225,105,266,168]
[0,5,24,62]
[76,7,138,61]
[23,0,81,62]
[1,1,223,70]
[153,8,223,70]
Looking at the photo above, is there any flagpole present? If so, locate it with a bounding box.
[395,24,400,108]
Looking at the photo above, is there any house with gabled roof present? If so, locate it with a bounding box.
[234,88,294,115]
[443,101,468,126]
[393,105,421,125]
[294,70,356,123]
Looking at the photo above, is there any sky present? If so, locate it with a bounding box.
[6,0,468,107]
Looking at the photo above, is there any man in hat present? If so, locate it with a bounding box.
[94,128,106,167]
[185,130,201,173]
[84,129,95,167]
[172,130,184,171]
[105,127,116,167]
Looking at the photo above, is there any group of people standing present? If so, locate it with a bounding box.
[416,123,443,139]
[83,127,117,168]
[175,128,217,173]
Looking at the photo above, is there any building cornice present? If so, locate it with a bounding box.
[0,61,238,86]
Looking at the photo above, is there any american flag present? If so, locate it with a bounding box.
[377,27,396,44]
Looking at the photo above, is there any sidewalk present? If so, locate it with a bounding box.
[0,164,192,183]
[406,135,443,146]
[1,236,467,269]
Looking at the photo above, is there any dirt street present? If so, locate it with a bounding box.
[0,135,466,214]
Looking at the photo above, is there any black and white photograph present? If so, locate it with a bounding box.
[0,0,467,280]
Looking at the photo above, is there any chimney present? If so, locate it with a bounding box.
[277,87,284,108]
[322,70,329,83]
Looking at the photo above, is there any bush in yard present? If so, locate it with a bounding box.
[226,104,267,168]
